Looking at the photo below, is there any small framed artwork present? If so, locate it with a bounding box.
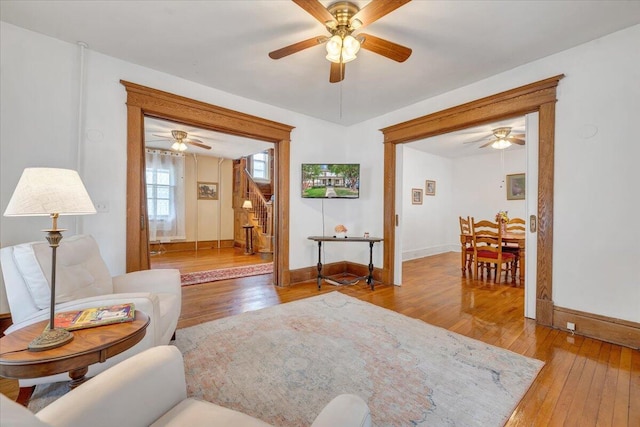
[411,188,423,205]
[197,181,219,200]
[425,180,436,196]
[506,173,525,200]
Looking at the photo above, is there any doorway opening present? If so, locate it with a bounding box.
[143,116,274,283]
[381,75,563,326]
[122,80,294,286]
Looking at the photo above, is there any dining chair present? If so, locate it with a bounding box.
[471,218,516,284]
[459,216,474,276]
[503,217,525,274]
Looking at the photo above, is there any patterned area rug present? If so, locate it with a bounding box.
[176,292,543,426]
[29,292,543,425]
[180,263,273,286]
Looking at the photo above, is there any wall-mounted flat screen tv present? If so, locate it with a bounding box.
[301,163,360,199]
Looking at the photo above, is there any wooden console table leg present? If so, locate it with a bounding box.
[16,385,35,407]
[316,241,323,290]
[367,241,375,290]
[68,366,89,389]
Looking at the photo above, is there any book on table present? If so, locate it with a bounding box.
[50,303,136,331]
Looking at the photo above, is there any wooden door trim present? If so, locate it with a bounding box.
[380,75,564,326]
[121,81,294,286]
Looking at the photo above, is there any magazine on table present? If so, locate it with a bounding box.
[50,303,136,331]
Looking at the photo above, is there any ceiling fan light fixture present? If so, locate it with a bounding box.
[171,141,188,152]
[491,138,512,150]
[326,35,343,57]
[325,34,360,64]
[350,18,363,30]
[342,34,361,56]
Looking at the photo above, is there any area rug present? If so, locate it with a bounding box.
[28,292,543,425]
[180,262,273,286]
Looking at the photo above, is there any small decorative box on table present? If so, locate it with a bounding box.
[307,236,383,290]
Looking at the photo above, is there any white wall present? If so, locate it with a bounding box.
[400,146,525,261]
[401,147,453,260]
[2,22,638,323]
[452,149,526,227]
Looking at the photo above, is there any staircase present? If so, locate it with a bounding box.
[234,159,274,258]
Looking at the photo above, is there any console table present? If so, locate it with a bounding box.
[307,236,383,290]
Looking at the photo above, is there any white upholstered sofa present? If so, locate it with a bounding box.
[0,345,372,427]
[0,234,181,386]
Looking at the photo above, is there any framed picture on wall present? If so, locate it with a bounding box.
[425,180,436,196]
[412,188,423,205]
[506,173,525,200]
[197,181,218,200]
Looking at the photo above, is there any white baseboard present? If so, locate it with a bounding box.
[402,244,458,261]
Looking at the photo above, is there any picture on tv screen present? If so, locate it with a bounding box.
[301,163,360,199]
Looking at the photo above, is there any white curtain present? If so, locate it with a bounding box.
[146,149,186,242]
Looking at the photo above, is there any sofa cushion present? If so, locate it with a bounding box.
[0,394,50,427]
[150,398,272,427]
[11,243,53,310]
[26,235,114,307]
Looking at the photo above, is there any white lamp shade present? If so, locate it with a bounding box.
[4,168,96,217]
[242,200,253,209]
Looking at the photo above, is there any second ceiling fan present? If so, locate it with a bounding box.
[269,0,413,83]
[149,130,212,152]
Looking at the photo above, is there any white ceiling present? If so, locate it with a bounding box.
[144,117,272,159]
[2,0,639,129]
[2,1,638,158]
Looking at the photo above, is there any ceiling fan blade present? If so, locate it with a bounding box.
[351,0,411,29]
[292,0,336,26]
[186,139,212,150]
[329,62,345,83]
[479,140,494,148]
[358,33,412,62]
[151,133,171,139]
[269,36,327,59]
[508,137,526,145]
[463,136,490,145]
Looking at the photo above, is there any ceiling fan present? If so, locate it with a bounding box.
[149,130,212,152]
[269,0,413,83]
[466,127,525,150]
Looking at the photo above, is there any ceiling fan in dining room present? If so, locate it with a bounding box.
[465,127,526,150]
[147,130,212,152]
[268,0,413,83]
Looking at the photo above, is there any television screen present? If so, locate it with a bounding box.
[301,163,360,199]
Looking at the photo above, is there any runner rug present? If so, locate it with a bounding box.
[29,292,543,426]
[180,262,273,286]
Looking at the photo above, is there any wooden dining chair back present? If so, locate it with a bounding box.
[503,217,525,274]
[507,217,526,233]
[459,216,474,276]
[471,218,516,283]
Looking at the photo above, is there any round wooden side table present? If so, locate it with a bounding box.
[0,311,149,389]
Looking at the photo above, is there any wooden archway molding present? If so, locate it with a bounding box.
[381,75,564,326]
[121,81,294,286]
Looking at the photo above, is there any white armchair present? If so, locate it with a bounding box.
[0,234,181,386]
[0,346,372,427]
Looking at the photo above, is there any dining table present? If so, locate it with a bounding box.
[460,232,526,282]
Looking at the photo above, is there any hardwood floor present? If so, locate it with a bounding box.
[150,247,271,273]
[2,252,638,426]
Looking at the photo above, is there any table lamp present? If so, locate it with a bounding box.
[242,199,253,225]
[4,168,96,351]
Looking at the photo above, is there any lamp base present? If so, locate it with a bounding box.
[28,328,74,352]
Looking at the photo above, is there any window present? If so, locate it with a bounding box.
[146,168,172,219]
[252,152,269,180]
[145,149,186,241]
